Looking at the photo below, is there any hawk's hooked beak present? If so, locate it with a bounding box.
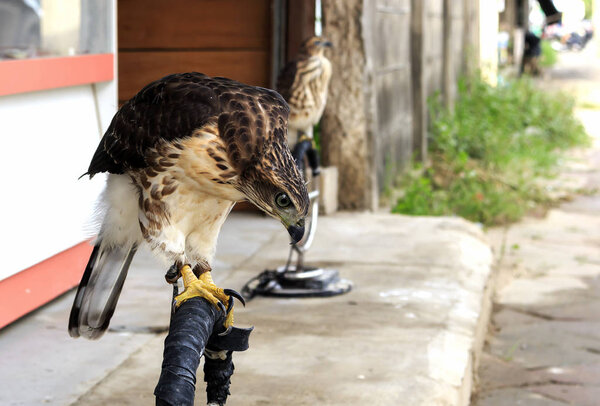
[323,41,333,48]
[287,223,305,244]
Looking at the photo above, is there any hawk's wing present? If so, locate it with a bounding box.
[276,60,298,102]
[87,73,290,177]
[88,73,218,176]
[214,77,290,175]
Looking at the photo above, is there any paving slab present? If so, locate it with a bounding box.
[475,388,568,406]
[474,149,600,406]
[1,212,493,406]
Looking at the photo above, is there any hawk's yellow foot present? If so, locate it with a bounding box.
[174,265,243,333]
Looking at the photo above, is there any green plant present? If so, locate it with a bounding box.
[540,40,558,68]
[393,75,589,226]
[313,122,321,152]
[583,0,593,19]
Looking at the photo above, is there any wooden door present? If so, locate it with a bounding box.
[118,0,273,103]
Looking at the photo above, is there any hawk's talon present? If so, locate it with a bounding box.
[226,296,234,314]
[217,301,227,315]
[224,288,246,307]
[175,265,227,312]
[164,264,180,284]
[174,265,239,334]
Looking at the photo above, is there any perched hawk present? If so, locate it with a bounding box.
[69,73,309,339]
[276,36,332,143]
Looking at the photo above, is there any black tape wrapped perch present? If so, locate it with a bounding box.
[154,292,253,406]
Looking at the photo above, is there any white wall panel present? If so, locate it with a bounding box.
[0,85,107,280]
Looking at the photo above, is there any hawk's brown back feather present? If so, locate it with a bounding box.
[87,73,290,177]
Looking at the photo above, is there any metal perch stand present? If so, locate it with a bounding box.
[155,281,252,406]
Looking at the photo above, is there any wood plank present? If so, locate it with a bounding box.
[118,51,271,101]
[286,0,316,61]
[411,0,427,161]
[118,0,271,50]
[442,0,454,107]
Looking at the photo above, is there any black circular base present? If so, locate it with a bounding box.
[242,267,353,299]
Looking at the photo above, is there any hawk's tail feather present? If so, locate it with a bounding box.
[68,241,137,340]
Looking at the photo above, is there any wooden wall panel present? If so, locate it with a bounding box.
[424,0,444,98]
[367,1,413,192]
[118,0,271,50]
[286,0,316,60]
[118,51,270,101]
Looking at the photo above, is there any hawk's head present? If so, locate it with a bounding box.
[216,82,310,243]
[300,36,333,57]
[239,145,310,244]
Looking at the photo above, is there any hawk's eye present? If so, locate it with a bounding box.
[275,193,292,208]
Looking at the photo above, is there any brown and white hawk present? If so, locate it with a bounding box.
[276,36,332,143]
[69,73,309,339]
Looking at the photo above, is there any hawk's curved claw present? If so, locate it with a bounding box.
[226,296,234,314]
[217,301,226,315]
[224,288,246,307]
[218,325,233,336]
[164,264,180,284]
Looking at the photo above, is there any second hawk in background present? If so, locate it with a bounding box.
[276,36,332,144]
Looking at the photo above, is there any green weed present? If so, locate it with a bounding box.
[540,40,558,68]
[393,75,589,226]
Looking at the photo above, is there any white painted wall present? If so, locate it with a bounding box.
[0,0,117,282]
[0,85,111,281]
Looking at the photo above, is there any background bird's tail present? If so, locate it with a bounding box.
[68,241,137,339]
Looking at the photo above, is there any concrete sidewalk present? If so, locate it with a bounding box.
[0,211,493,406]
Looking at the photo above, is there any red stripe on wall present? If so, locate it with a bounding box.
[0,54,114,96]
[0,241,93,329]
